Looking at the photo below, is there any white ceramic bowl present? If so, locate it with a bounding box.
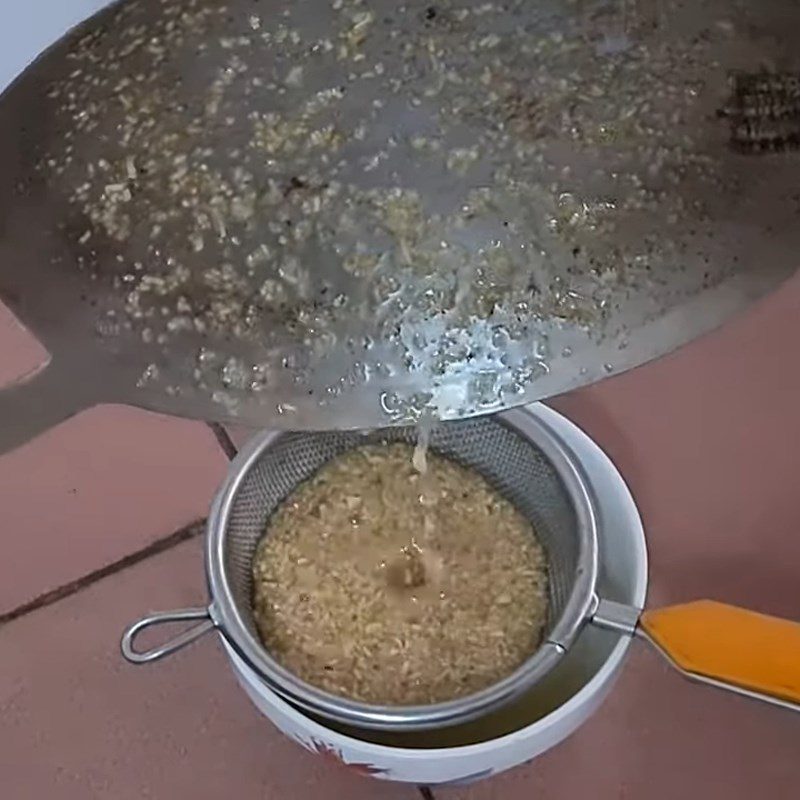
[223,404,648,786]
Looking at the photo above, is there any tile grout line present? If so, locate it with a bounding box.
[1,420,237,628]
[0,421,236,628]
[207,422,239,461]
[0,520,205,628]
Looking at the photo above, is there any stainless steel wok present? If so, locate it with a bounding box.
[1,0,798,450]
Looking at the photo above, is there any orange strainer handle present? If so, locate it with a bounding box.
[640,600,800,709]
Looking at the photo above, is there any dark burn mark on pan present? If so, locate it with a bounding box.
[719,71,800,153]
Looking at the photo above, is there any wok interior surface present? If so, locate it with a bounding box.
[1,0,799,430]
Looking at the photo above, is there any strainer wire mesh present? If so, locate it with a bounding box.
[220,415,583,671]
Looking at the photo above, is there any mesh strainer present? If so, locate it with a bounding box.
[122,408,800,729]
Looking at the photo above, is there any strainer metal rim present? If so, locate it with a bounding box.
[205,406,600,730]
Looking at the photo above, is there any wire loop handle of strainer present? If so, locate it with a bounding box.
[122,409,800,728]
[121,608,215,664]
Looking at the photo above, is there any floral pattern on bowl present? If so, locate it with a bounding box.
[295,734,389,777]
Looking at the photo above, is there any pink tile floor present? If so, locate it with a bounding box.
[1,271,799,798]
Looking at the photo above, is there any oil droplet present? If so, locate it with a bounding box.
[136,363,159,388]
[379,391,397,414]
